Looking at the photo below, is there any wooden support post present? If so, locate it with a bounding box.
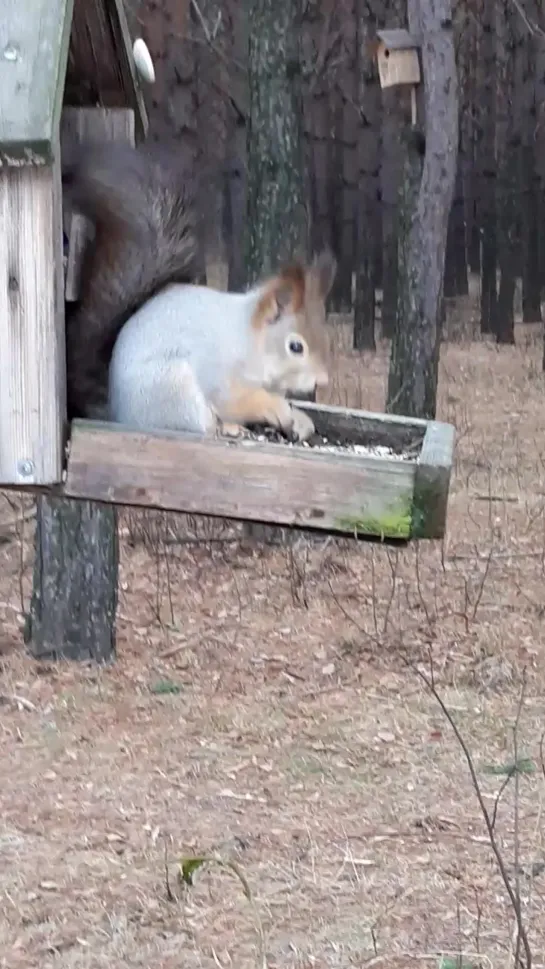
[0,159,65,486]
[27,107,135,663]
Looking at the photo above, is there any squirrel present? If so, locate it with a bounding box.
[63,141,337,443]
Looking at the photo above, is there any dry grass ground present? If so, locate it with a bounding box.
[2,284,545,968]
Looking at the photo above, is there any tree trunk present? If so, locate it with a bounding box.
[387,0,458,420]
[380,90,401,340]
[245,0,307,280]
[457,0,480,281]
[224,4,248,292]
[443,160,468,299]
[496,136,518,344]
[461,15,480,278]
[224,113,247,292]
[480,205,498,335]
[27,499,118,662]
[521,145,542,322]
[379,0,406,340]
[353,0,380,352]
[495,0,517,345]
[328,89,351,311]
[536,23,545,306]
[478,0,498,335]
[520,18,541,323]
[243,0,307,543]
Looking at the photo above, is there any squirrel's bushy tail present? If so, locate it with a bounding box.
[63,141,198,419]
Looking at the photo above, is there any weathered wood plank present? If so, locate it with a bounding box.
[64,0,148,141]
[107,0,149,140]
[0,0,73,165]
[63,420,418,540]
[64,211,88,301]
[412,420,456,539]
[61,106,136,151]
[0,159,65,485]
[61,108,136,302]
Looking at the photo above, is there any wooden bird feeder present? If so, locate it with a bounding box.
[0,0,149,487]
[0,1,455,547]
[376,29,421,90]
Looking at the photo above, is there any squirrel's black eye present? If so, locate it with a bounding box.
[289,339,304,355]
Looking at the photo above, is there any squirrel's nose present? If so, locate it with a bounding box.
[315,370,329,388]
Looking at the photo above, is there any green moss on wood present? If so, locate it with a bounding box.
[411,473,447,539]
[336,499,412,540]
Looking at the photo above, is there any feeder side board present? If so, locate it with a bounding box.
[412,421,456,539]
[294,400,426,452]
[106,0,149,141]
[0,158,66,485]
[61,105,136,149]
[61,108,136,302]
[61,420,417,540]
[0,0,74,165]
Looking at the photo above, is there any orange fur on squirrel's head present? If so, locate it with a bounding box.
[251,249,336,397]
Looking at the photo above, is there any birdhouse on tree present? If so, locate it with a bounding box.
[376,29,421,90]
[0,0,153,487]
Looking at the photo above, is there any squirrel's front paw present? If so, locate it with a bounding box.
[289,406,315,443]
[267,397,315,442]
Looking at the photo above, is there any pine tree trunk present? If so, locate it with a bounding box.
[224,113,247,292]
[443,161,468,298]
[379,0,406,339]
[522,146,542,322]
[458,6,480,279]
[534,8,545,362]
[495,0,517,344]
[387,0,458,420]
[27,499,118,662]
[353,0,379,352]
[224,4,249,292]
[480,207,498,335]
[327,95,342,310]
[243,0,307,543]
[479,1,498,335]
[245,0,307,281]
[380,93,401,340]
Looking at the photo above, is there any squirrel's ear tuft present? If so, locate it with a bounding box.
[253,263,306,330]
[272,263,306,314]
[309,249,336,300]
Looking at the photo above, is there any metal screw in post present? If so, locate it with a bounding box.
[18,459,34,478]
[2,44,19,62]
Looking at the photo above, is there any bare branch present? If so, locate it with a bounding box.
[507,0,545,38]
[413,658,532,969]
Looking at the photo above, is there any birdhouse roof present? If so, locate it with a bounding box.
[376,29,420,51]
[0,0,146,167]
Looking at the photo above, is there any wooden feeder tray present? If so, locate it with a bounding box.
[61,401,455,542]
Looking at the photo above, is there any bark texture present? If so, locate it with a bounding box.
[495,0,518,345]
[353,0,379,352]
[243,0,307,543]
[479,0,498,335]
[387,0,458,420]
[245,0,307,283]
[27,498,118,662]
